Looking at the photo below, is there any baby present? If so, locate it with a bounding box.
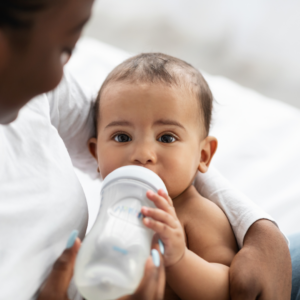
[88,53,238,300]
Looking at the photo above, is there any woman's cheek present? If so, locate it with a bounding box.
[40,49,65,90]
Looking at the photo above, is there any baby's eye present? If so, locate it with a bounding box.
[114,134,132,143]
[158,134,176,143]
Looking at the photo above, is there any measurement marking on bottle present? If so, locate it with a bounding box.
[113,246,128,255]
[113,205,143,219]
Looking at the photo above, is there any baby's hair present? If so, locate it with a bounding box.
[93,53,213,137]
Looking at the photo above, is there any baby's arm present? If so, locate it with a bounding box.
[142,188,237,300]
[171,187,238,300]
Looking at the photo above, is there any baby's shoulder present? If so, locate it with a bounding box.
[174,185,238,265]
[175,185,226,226]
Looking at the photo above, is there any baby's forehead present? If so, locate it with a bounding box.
[99,81,204,129]
[101,81,199,108]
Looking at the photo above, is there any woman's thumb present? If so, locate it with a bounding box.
[38,233,81,300]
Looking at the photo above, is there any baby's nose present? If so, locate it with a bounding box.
[130,142,157,166]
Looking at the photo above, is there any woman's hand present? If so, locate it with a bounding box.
[141,189,186,268]
[38,237,81,300]
[38,237,165,300]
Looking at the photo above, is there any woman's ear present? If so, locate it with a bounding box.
[88,137,98,161]
[198,136,218,173]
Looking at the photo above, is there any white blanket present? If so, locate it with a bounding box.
[67,37,300,235]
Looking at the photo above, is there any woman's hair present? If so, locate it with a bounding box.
[0,0,51,29]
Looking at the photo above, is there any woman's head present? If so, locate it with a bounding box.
[0,0,94,124]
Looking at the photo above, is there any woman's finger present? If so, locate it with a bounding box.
[141,207,177,229]
[38,236,81,300]
[152,242,166,300]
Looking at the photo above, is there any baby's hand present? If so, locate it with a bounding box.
[141,189,186,268]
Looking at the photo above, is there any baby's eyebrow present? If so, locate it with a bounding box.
[105,120,133,128]
[154,119,186,130]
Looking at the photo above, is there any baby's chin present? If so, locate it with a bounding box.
[159,172,197,200]
[166,183,192,200]
[170,185,197,203]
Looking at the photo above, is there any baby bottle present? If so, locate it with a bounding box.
[74,165,167,300]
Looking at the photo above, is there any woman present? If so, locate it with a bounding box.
[0,0,296,299]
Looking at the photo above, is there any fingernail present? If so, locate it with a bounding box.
[151,249,160,267]
[66,230,78,249]
[158,239,165,255]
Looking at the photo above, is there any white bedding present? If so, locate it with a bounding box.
[66,37,300,235]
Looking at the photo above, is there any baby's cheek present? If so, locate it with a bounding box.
[163,157,196,198]
[98,148,124,179]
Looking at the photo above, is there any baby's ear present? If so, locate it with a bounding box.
[198,136,218,173]
[88,137,98,161]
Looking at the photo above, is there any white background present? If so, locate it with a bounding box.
[83,0,300,109]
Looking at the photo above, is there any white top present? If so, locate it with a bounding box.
[0,73,93,300]
[194,168,276,248]
[0,69,276,300]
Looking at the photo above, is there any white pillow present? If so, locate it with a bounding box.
[67,37,300,235]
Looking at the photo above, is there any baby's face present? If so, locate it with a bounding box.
[90,82,216,199]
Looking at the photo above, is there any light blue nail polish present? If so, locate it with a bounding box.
[66,230,78,249]
[158,239,165,255]
[151,249,160,267]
